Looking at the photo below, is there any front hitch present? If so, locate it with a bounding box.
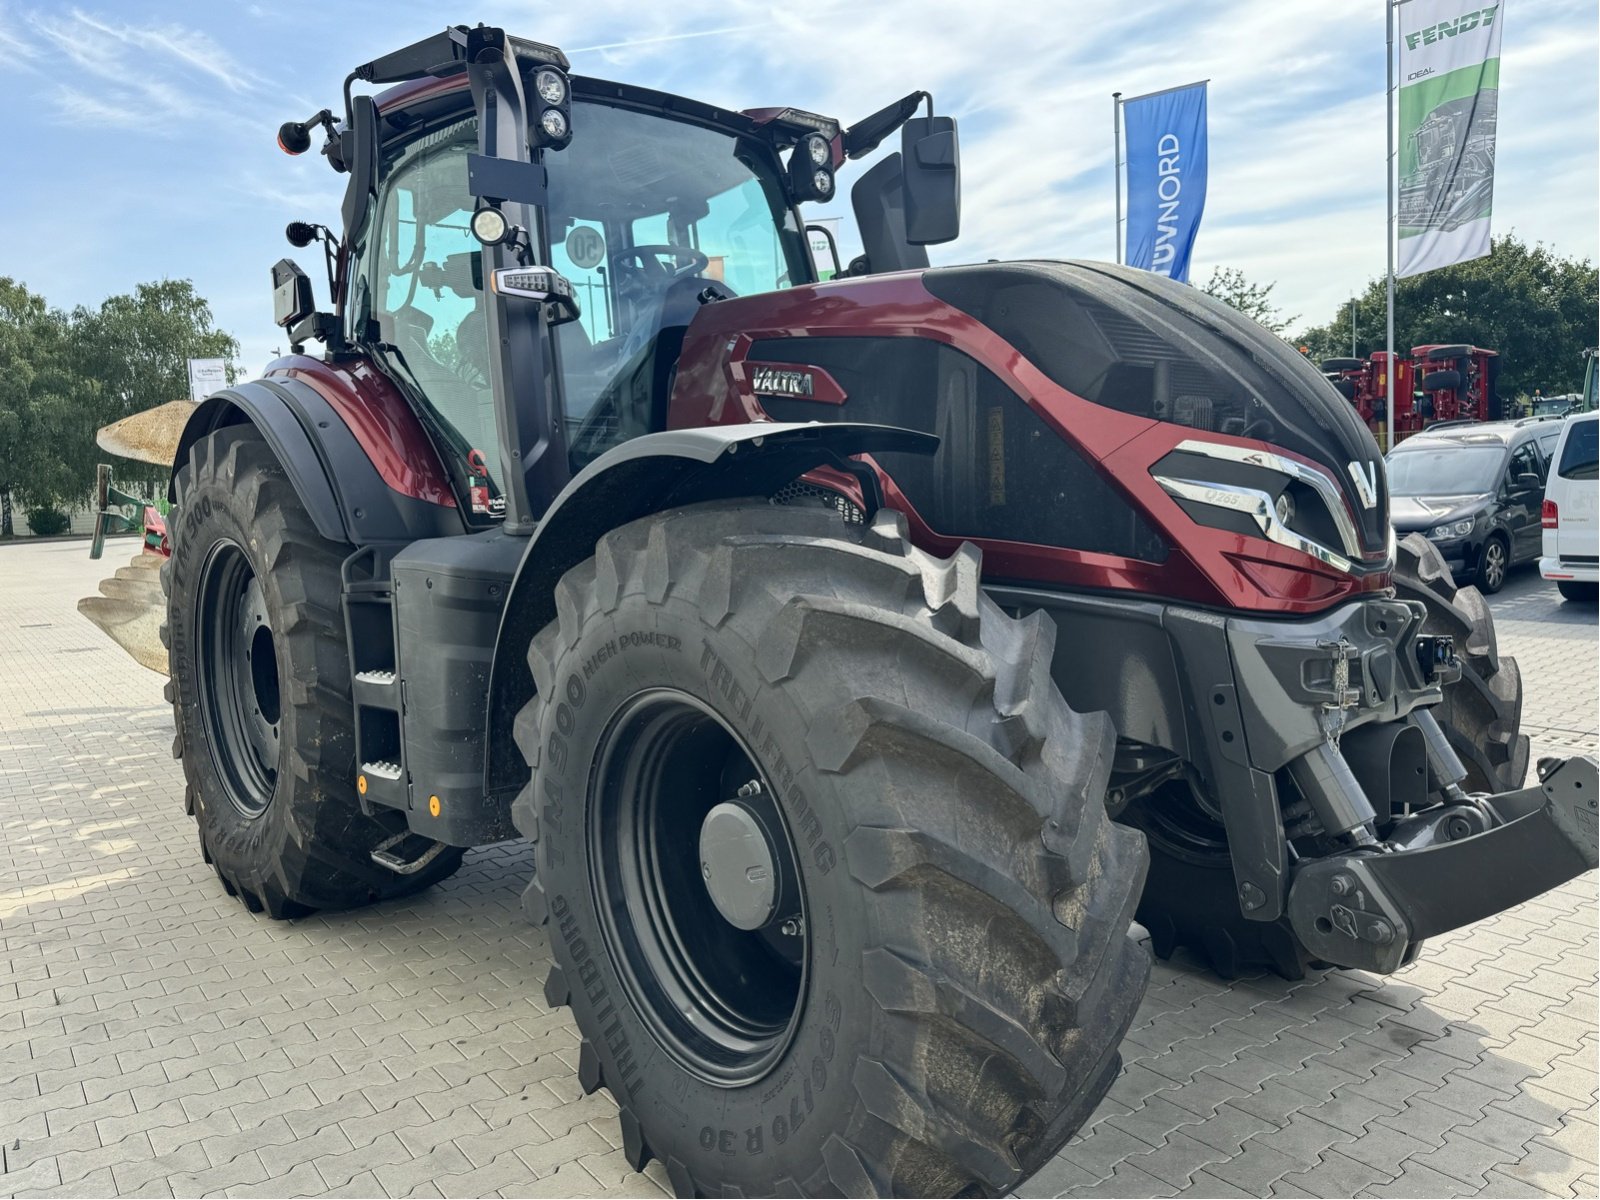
[1286,756,1599,973]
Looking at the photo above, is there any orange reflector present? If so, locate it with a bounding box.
[357,775,367,796]
[429,795,441,817]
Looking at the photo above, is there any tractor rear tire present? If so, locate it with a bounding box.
[1425,344,1473,361]
[1420,369,1462,392]
[163,426,463,917]
[1125,534,1528,981]
[1394,532,1528,792]
[514,502,1149,1197]
[1321,358,1364,373]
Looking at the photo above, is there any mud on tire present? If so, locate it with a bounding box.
[163,426,462,916]
[513,502,1150,1197]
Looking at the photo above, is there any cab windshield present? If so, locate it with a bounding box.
[547,100,812,468]
[362,97,809,505]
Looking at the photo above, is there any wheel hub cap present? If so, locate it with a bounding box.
[699,783,795,931]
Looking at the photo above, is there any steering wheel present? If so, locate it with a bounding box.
[614,244,710,281]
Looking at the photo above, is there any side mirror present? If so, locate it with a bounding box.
[900,115,961,245]
[1516,472,1541,490]
[272,259,314,330]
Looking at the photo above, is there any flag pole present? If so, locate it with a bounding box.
[1113,92,1124,264]
[1385,0,1397,452]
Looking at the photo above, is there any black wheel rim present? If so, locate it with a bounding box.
[196,541,280,816]
[1483,541,1506,590]
[588,689,808,1087]
[1134,781,1234,867]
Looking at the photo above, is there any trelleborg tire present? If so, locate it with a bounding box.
[1393,532,1528,791]
[512,502,1149,1197]
[1124,533,1529,982]
[163,426,462,917]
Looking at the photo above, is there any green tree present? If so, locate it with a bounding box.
[1,278,239,535]
[0,278,92,534]
[71,279,240,491]
[1294,235,1599,397]
[1199,266,1298,334]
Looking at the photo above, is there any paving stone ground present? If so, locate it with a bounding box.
[2,538,1595,1199]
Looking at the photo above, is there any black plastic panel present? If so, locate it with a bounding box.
[751,336,1168,563]
[393,530,521,845]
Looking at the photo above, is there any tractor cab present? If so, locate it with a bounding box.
[273,25,960,533]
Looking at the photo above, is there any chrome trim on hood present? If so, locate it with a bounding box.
[1172,438,1367,560]
[1154,475,1354,574]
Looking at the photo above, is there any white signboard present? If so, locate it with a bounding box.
[187,358,227,401]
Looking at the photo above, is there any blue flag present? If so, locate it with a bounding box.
[1123,81,1208,282]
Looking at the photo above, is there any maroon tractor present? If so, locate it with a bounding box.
[1324,345,1500,447]
[137,25,1595,1197]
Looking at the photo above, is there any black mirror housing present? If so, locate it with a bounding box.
[1516,472,1542,490]
[272,259,315,331]
[900,115,961,245]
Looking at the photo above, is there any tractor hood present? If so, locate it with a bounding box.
[921,261,1392,557]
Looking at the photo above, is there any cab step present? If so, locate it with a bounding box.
[370,831,451,875]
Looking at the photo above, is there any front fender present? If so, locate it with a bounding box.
[169,379,463,545]
[482,421,936,797]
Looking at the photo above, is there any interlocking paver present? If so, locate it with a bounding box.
[2,533,1594,1200]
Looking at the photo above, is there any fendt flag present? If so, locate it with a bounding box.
[1397,2,1504,277]
[1123,81,1208,282]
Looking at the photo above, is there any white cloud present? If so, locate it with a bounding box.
[0,0,1592,367]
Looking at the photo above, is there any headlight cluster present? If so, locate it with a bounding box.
[531,67,572,150]
[1427,519,1475,540]
[789,132,836,201]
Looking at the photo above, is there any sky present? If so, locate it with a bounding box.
[1,0,1595,377]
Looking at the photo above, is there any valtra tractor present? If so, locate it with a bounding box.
[97,24,1594,1197]
[1323,344,1500,445]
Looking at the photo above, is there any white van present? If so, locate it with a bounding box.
[1540,410,1599,601]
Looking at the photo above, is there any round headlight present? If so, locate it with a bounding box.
[811,168,834,198]
[470,207,509,246]
[806,133,830,166]
[540,108,569,140]
[535,68,567,106]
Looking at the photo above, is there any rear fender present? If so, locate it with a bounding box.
[169,379,464,545]
[482,421,936,798]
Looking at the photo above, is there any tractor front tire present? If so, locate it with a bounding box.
[514,502,1149,1197]
[163,426,462,917]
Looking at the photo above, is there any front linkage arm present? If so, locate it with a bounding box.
[1287,755,1599,973]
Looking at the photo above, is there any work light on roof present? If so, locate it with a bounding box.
[540,108,569,140]
[805,132,831,166]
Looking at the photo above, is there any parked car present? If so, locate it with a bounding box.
[1387,419,1564,593]
[1540,410,1599,602]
